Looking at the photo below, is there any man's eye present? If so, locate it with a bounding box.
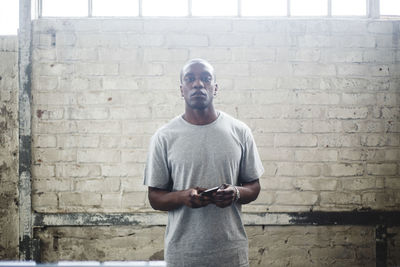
[184,76,195,83]
[201,76,212,83]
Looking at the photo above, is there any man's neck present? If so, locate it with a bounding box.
[183,107,219,125]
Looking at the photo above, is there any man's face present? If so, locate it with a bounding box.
[180,62,218,110]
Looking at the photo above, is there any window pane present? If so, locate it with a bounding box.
[143,0,187,16]
[0,0,18,35]
[42,0,88,16]
[291,0,328,16]
[242,0,287,16]
[93,0,139,16]
[381,0,400,15]
[192,0,237,16]
[332,0,366,16]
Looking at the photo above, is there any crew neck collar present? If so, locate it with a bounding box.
[180,111,222,127]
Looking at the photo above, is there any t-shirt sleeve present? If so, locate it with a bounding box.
[239,130,264,183]
[143,132,171,190]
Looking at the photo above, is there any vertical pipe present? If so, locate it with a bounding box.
[88,0,93,17]
[18,0,33,260]
[238,0,241,17]
[188,0,192,17]
[368,0,380,18]
[328,0,332,16]
[287,0,291,17]
[139,0,143,17]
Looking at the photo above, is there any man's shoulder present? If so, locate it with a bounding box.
[152,115,183,139]
[220,111,251,132]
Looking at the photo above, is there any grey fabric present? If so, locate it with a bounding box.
[144,111,264,267]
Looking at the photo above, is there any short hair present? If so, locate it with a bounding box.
[180,58,216,84]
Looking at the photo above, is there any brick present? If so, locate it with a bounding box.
[34,148,76,163]
[33,48,57,61]
[363,49,396,63]
[35,121,77,134]
[237,105,282,119]
[252,191,275,205]
[232,47,275,62]
[77,150,121,163]
[59,192,101,207]
[327,107,368,119]
[331,21,367,34]
[144,48,189,62]
[121,150,148,163]
[275,192,318,205]
[165,34,208,47]
[74,178,120,192]
[32,164,56,178]
[33,178,71,192]
[293,178,338,191]
[36,76,58,91]
[187,20,232,32]
[57,48,98,61]
[301,120,342,133]
[363,134,400,147]
[275,134,317,147]
[57,135,100,148]
[101,193,122,209]
[119,62,163,76]
[67,107,109,120]
[251,63,292,76]
[74,63,119,76]
[283,106,324,119]
[101,20,143,32]
[76,33,121,47]
[189,48,232,62]
[277,163,321,177]
[213,63,250,77]
[100,135,148,149]
[209,33,253,47]
[342,121,384,133]
[367,21,393,34]
[101,163,144,177]
[323,163,364,177]
[38,63,74,76]
[98,48,139,62]
[34,92,77,105]
[33,135,57,148]
[295,149,338,162]
[56,164,101,178]
[121,192,147,207]
[76,121,121,134]
[339,149,367,161]
[258,148,294,161]
[121,178,147,192]
[32,193,58,207]
[254,33,290,47]
[321,192,361,205]
[61,76,103,91]
[277,77,320,90]
[386,178,400,189]
[295,93,340,105]
[77,92,119,105]
[320,49,363,63]
[373,107,400,120]
[341,93,376,105]
[109,106,152,119]
[341,177,378,191]
[277,48,320,62]
[249,119,301,133]
[367,163,397,176]
[377,93,400,106]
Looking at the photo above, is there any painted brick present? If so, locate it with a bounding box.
[341,177,379,191]
[321,192,362,205]
[59,192,101,207]
[33,178,71,192]
[57,135,100,148]
[367,163,398,176]
[277,163,322,177]
[295,149,338,162]
[165,34,208,47]
[101,163,144,178]
[121,192,147,207]
[323,163,364,177]
[74,63,119,76]
[77,150,121,163]
[327,107,368,119]
[293,178,338,191]
[56,164,101,178]
[74,178,120,192]
[275,134,318,147]
[275,192,318,205]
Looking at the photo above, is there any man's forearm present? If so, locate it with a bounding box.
[237,180,260,205]
[148,188,185,211]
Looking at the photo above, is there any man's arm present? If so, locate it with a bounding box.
[213,179,260,208]
[148,186,212,211]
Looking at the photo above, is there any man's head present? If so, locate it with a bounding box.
[180,58,218,111]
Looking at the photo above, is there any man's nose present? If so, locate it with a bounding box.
[193,78,204,88]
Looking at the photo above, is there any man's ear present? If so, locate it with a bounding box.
[214,84,218,95]
[180,85,184,97]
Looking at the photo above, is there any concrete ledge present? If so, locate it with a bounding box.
[33,211,400,227]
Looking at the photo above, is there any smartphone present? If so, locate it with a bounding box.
[199,186,220,197]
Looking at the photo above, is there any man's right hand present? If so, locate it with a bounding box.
[181,187,212,208]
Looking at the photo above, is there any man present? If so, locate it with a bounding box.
[144,58,264,267]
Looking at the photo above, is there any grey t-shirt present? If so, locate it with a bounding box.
[144,111,264,267]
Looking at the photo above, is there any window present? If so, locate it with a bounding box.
[0,0,18,35]
[92,0,139,16]
[291,0,328,16]
[142,0,187,16]
[192,0,237,16]
[42,0,87,17]
[332,0,366,16]
[381,0,400,16]
[241,0,287,16]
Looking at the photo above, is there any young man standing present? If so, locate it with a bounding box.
[144,58,264,267]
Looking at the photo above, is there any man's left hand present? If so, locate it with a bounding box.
[213,184,237,208]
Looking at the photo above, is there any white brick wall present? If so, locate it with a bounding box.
[31,18,400,213]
